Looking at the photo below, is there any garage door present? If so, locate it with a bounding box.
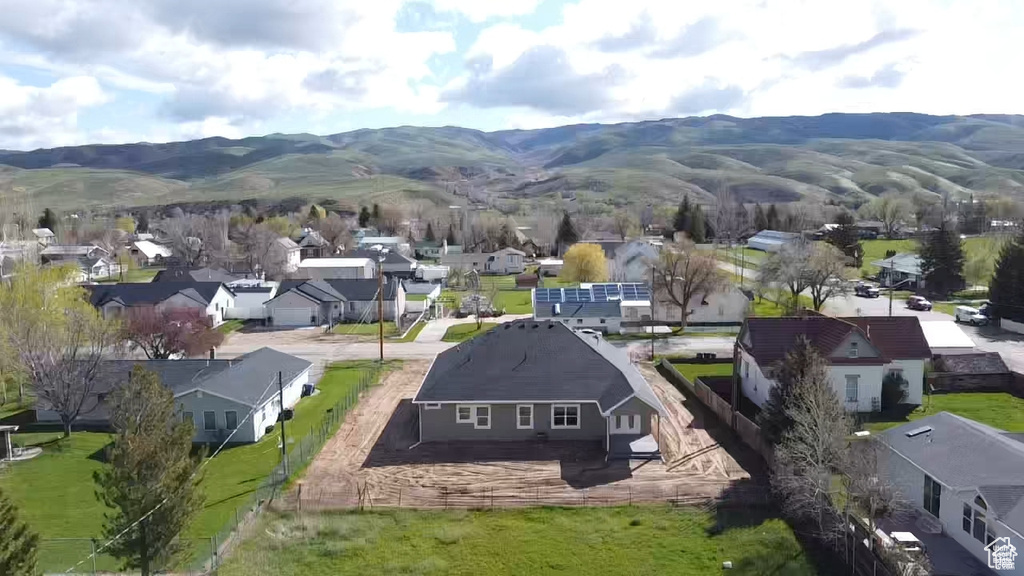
[272,307,316,326]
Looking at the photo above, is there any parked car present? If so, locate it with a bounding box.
[955,305,988,326]
[906,296,932,311]
[855,283,880,298]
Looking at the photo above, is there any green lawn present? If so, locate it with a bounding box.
[217,319,247,334]
[670,362,734,383]
[441,322,498,342]
[863,392,1024,433]
[748,293,815,317]
[715,246,766,269]
[860,237,996,280]
[394,320,427,342]
[493,289,532,314]
[96,268,161,283]
[332,321,398,337]
[0,361,386,544]
[219,507,818,576]
[406,293,430,301]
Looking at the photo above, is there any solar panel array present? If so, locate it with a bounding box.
[534,283,650,304]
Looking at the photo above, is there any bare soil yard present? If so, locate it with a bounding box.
[288,361,758,510]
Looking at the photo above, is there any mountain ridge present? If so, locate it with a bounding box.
[4,112,1024,212]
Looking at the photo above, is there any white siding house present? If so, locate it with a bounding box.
[737,315,930,413]
[441,248,525,275]
[653,286,750,326]
[297,258,375,280]
[84,282,235,326]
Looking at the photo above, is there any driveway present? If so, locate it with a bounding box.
[414,314,533,343]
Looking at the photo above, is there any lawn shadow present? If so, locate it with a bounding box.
[87,442,113,464]
[857,403,918,428]
[0,407,36,427]
[362,399,636,488]
[204,489,257,509]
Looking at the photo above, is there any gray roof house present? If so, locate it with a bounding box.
[265,278,405,326]
[871,253,926,289]
[37,347,312,443]
[83,281,236,326]
[153,267,242,284]
[349,248,418,277]
[413,320,667,459]
[880,412,1024,574]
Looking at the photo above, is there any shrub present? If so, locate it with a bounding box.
[881,372,908,411]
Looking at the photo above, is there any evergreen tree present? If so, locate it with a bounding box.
[95,367,204,576]
[756,336,827,445]
[673,195,692,234]
[358,206,371,228]
[766,204,781,230]
[425,221,436,242]
[0,487,38,576]
[446,225,457,245]
[37,208,57,232]
[371,203,381,224]
[135,212,150,234]
[919,224,966,298]
[825,211,863,267]
[989,231,1024,323]
[689,204,706,243]
[753,203,768,231]
[556,212,578,253]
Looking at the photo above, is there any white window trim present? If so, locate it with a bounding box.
[203,410,216,431]
[551,403,581,429]
[516,404,534,429]
[473,405,491,430]
[456,404,474,424]
[425,403,441,410]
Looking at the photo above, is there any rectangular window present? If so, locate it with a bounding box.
[923,475,941,517]
[203,411,216,431]
[599,318,606,324]
[183,411,194,425]
[973,510,987,543]
[456,405,473,423]
[517,404,533,429]
[225,411,237,430]
[424,403,441,410]
[552,404,580,429]
[845,375,859,403]
[849,341,859,358]
[963,504,972,533]
[576,319,583,324]
[474,405,490,429]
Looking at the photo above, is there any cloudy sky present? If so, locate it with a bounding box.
[1,0,1022,150]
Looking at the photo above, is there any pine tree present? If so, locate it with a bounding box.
[425,222,436,242]
[37,208,57,232]
[556,212,578,253]
[446,225,457,245]
[766,204,780,230]
[95,367,204,576]
[825,211,863,267]
[756,336,828,446]
[673,195,692,234]
[136,212,150,234]
[358,206,371,228]
[754,203,768,231]
[919,224,966,298]
[0,487,38,576]
[989,231,1024,323]
[689,204,706,243]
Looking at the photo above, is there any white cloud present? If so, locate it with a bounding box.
[431,0,541,23]
[0,75,107,149]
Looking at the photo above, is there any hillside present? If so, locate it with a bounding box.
[5,113,1024,212]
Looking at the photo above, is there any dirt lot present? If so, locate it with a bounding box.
[289,361,759,510]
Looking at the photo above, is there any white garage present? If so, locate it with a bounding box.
[271,307,316,327]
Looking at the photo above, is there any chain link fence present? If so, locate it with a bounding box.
[38,364,381,575]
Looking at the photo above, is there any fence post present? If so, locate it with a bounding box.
[91,538,97,575]
[210,535,217,569]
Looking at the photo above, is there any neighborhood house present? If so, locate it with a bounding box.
[413,320,667,459]
[871,253,925,289]
[737,315,930,412]
[84,282,236,326]
[441,247,525,275]
[264,278,405,326]
[532,283,652,334]
[37,347,311,444]
[746,230,800,252]
[881,413,1024,575]
[297,257,375,280]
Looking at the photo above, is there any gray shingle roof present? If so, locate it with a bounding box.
[935,352,1009,375]
[153,267,241,284]
[84,282,229,308]
[881,412,1024,528]
[273,280,344,303]
[414,320,665,414]
[349,248,416,266]
[534,301,622,319]
[325,278,399,301]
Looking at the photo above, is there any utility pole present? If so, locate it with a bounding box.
[278,371,287,477]
[650,265,655,361]
[376,247,388,362]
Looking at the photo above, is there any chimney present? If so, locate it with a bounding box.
[209,347,216,360]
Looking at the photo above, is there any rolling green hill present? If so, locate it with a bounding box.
[6,113,1024,212]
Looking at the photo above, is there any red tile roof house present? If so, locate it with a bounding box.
[736,315,931,412]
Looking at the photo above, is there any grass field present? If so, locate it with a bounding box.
[860,237,999,281]
[441,322,497,342]
[95,268,161,283]
[863,392,1024,433]
[0,361,384,543]
[218,507,819,576]
[394,320,427,342]
[406,293,430,301]
[670,362,735,383]
[493,289,532,314]
[332,321,398,337]
[217,319,247,334]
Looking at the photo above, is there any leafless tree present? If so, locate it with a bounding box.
[612,210,637,240]
[653,242,726,332]
[771,351,852,546]
[313,213,352,254]
[712,182,748,247]
[376,206,403,236]
[861,194,913,238]
[759,240,850,313]
[803,243,853,311]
